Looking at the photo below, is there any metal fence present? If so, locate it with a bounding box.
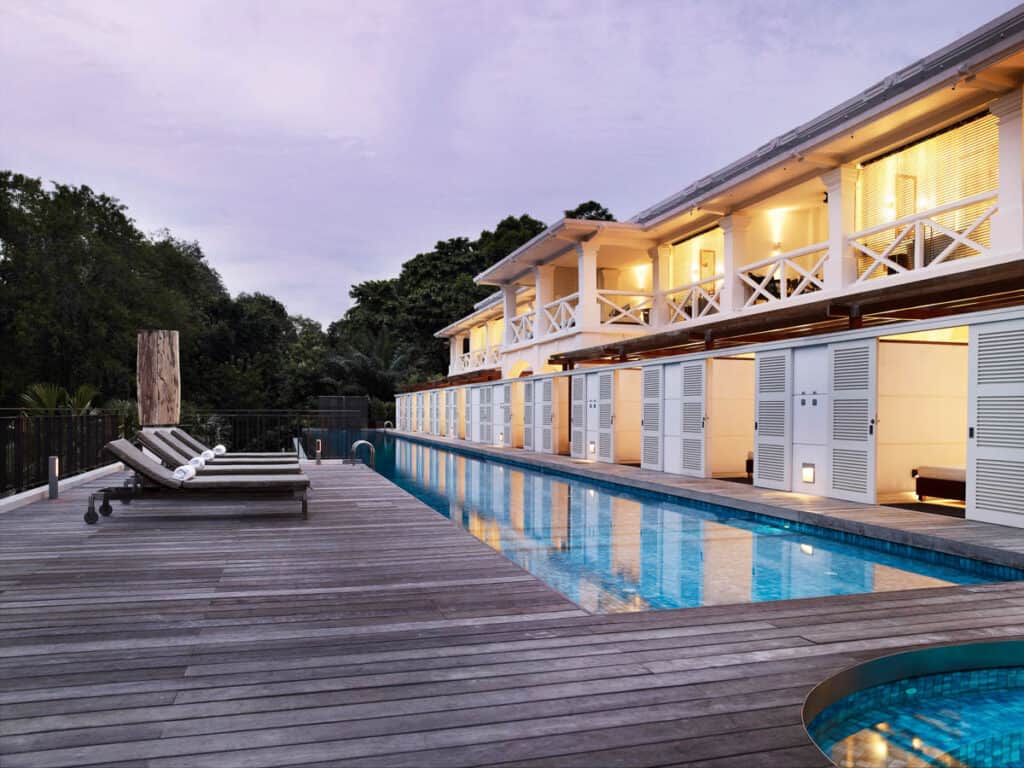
[179,410,365,455]
[1,413,122,497]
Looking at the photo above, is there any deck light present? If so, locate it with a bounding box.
[588,440,596,455]
[801,463,815,484]
[497,432,504,444]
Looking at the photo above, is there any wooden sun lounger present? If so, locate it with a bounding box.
[139,430,300,472]
[171,428,298,461]
[86,440,310,524]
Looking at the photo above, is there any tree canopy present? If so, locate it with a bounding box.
[1,169,609,414]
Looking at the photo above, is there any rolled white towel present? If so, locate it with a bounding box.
[213,444,227,456]
[173,464,196,481]
[188,456,206,469]
[201,449,215,461]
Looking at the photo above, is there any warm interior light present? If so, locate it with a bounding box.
[588,441,596,455]
[801,463,815,484]
[800,543,814,556]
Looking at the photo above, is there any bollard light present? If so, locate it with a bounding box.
[48,456,60,500]
[315,438,322,465]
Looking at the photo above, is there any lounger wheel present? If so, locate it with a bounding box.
[99,500,113,517]
[84,508,99,524]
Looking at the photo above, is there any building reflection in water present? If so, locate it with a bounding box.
[391,444,957,613]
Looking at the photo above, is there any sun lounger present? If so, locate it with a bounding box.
[86,439,309,524]
[136,430,301,475]
[912,465,966,502]
[171,428,298,461]
[151,430,299,466]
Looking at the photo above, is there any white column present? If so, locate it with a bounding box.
[650,244,672,327]
[719,214,750,313]
[449,337,458,375]
[821,165,859,291]
[534,265,554,337]
[576,241,600,330]
[501,284,518,345]
[990,88,1024,256]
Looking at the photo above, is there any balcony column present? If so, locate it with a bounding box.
[650,244,672,327]
[719,214,750,313]
[449,337,458,375]
[821,165,859,291]
[534,264,554,337]
[501,284,518,346]
[576,240,601,330]
[990,88,1024,256]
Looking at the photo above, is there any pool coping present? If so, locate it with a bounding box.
[391,430,1024,572]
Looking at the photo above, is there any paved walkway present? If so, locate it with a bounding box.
[2,461,1024,767]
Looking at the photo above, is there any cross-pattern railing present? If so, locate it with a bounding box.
[661,275,723,324]
[455,347,500,373]
[508,312,535,344]
[542,292,579,333]
[597,290,654,327]
[739,242,829,307]
[848,191,998,283]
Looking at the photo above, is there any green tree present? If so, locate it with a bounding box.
[564,200,615,221]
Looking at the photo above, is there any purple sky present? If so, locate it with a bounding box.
[2,0,1018,325]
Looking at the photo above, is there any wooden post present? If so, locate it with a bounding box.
[137,330,180,426]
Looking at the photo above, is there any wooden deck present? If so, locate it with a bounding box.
[3,461,1024,767]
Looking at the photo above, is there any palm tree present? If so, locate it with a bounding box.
[19,383,68,414]
[326,329,410,402]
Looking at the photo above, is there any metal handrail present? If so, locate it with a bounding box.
[350,440,376,469]
[382,421,393,431]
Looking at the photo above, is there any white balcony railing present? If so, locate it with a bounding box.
[662,275,723,324]
[508,312,535,344]
[454,346,501,373]
[597,290,654,327]
[542,292,579,333]
[848,191,998,283]
[739,242,829,308]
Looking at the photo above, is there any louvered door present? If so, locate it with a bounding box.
[754,350,792,490]
[447,391,456,437]
[502,384,513,447]
[466,387,476,441]
[968,318,1024,525]
[480,386,493,444]
[641,366,663,471]
[663,364,682,474]
[829,340,877,503]
[416,393,424,432]
[540,379,554,453]
[570,374,586,458]
[597,371,614,463]
[680,361,706,477]
[523,381,534,450]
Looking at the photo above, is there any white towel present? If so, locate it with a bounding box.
[213,444,227,455]
[201,449,215,461]
[173,464,196,481]
[188,456,206,469]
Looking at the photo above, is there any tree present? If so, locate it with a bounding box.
[564,200,615,221]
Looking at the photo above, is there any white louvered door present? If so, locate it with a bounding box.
[663,364,682,474]
[680,361,706,477]
[447,391,456,437]
[570,374,586,458]
[597,371,614,463]
[523,381,534,450]
[828,340,877,503]
[502,384,512,447]
[540,379,554,453]
[480,386,493,444]
[417,393,424,432]
[429,392,437,434]
[754,350,792,490]
[641,366,663,471]
[968,318,1024,525]
[467,388,476,441]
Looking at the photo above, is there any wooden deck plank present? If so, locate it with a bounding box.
[1,460,1023,767]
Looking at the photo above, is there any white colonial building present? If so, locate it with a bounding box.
[398,8,1024,528]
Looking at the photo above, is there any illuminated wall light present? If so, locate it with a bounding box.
[588,440,596,455]
[801,463,815,484]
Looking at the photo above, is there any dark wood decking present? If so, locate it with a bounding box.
[3,462,1024,768]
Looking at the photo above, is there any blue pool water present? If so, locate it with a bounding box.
[350,433,1020,613]
[809,668,1024,767]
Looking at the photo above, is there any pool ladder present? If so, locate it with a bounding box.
[347,440,376,469]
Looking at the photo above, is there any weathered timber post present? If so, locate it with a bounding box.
[137,330,181,426]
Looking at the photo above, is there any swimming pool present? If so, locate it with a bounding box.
[360,433,1020,613]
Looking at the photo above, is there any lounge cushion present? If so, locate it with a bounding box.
[916,465,966,483]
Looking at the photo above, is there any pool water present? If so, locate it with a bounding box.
[356,433,1019,613]
[809,668,1024,767]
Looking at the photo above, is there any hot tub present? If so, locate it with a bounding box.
[804,640,1024,767]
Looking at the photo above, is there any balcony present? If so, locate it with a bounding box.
[661,275,723,324]
[541,292,579,335]
[739,242,829,308]
[452,346,501,375]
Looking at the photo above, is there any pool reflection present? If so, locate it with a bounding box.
[388,441,967,613]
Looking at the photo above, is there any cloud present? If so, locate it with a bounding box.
[1,0,1018,323]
